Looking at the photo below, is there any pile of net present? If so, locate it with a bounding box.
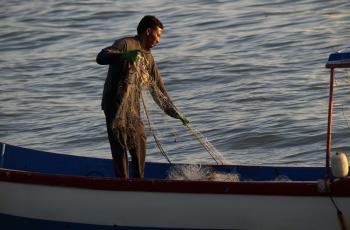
[167,164,240,182]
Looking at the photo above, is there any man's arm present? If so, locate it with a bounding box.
[96,47,122,65]
[149,63,177,117]
[96,39,135,65]
[150,75,190,125]
[149,62,189,125]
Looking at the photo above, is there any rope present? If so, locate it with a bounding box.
[324,179,348,230]
[141,91,172,164]
[140,87,225,165]
[141,90,224,165]
[141,91,191,180]
[330,194,348,230]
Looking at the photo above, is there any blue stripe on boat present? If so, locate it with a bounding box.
[1,142,326,181]
[0,213,241,230]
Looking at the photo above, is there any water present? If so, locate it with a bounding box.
[1,0,350,166]
[184,123,227,164]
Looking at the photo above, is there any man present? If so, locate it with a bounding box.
[96,15,189,179]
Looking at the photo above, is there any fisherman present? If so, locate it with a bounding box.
[96,15,189,179]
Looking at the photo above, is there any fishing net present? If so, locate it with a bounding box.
[111,60,142,149]
[113,51,227,164]
[167,164,240,182]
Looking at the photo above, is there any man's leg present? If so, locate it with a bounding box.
[129,121,146,179]
[104,111,129,178]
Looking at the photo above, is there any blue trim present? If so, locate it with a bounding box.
[0,213,235,230]
[2,143,115,178]
[327,51,350,66]
[0,213,113,230]
[0,142,327,181]
[328,52,350,62]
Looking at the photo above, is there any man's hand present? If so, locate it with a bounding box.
[121,50,140,62]
[178,112,190,126]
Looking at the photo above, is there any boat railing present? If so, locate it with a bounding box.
[325,50,350,178]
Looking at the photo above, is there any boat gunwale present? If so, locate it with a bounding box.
[326,63,350,68]
[0,168,349,197]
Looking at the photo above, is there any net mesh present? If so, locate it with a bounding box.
[114,52,228,164]
[167,164,240,182]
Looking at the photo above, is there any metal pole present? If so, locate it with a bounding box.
[326,68,335,178]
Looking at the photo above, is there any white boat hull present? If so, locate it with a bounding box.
[1,142,350,229]
[0,178,349,230]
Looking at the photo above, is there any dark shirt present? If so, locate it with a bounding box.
[96,36,179,121]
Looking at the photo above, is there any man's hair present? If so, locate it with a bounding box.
[137,15,163,34]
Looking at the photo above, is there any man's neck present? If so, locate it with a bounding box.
[136,35,149,51]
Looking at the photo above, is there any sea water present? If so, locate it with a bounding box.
[1,0,350,166]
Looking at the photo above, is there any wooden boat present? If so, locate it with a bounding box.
[1,51,350,230]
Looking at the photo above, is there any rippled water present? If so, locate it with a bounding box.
[1,0,350,166]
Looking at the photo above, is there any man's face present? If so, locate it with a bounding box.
[145,26,163,50]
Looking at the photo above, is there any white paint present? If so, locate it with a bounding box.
[0,181,349,229]
[331,152,349,178]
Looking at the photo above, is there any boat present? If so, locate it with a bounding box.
[1,51,350,230]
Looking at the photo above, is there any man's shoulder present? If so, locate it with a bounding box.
[113,36,139,49]
[115,36,137,42]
